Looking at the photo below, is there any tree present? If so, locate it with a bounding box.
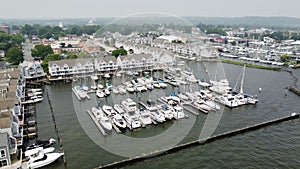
[44,54,61,62]
[31,44,54,60]
[280,54,291,62]
[112,48,127,57]
[6,47,23,65]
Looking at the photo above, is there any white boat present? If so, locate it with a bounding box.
[23,147,64,169]
[139,109,152,125]
[210,79,230,87]
[143,101,165,123]
[102,105,116,116]
[104,73,111,79]
[113,104,125,115]
[90,85,97,90]
[126,84,135,93]
[96,89,105,98]
[91,104,104,119]
[209,85,232,95]
[158,104,174,120]
[185,92,197,100]
[118,85,127,94]
[104,89,110,95]
[99,116,112,131]
[112,113,126,129]
[73,86,87,99]
[178,93,189,101]
[135,84,147,92]
[192,100,211,113]
[116,72,122,77]
[152,81,160,88]
[172,105,185,119]
[97,83,104,89]
[82,84,89,91]
[202,97,221,110]
[145,83,154,91]
[158,80,167,88]
[121,98,137,112]
[214,94,239,108]
[112,87,119,94]
[106,82,113,90]
[198,80,211,87]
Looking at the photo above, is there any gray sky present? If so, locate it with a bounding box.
[1,0,299,19]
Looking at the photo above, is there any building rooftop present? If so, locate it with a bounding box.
[0,132,9,147]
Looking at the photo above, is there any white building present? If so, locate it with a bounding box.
[117,54,155,70]
[18,61,46,80]
[94,57,118,73]
[48,59,94,77]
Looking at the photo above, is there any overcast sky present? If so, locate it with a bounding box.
[1,0,299,19]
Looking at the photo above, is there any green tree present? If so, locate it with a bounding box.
[44,54,62,62]
[280,54,290,62]
[6,47,24,65]
[31,44,54,60]
[112,48,127,57]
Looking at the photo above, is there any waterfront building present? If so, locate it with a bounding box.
[18,61,46,80]
[117,54,155,71]
[94,57,118,73]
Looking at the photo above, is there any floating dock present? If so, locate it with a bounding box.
[97,113,300,169]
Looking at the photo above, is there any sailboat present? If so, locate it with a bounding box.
[233,65,258,105]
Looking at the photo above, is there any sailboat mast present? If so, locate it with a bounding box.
[240,65,245,94]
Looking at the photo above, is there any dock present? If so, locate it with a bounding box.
[97,113,300,169]
[72,88,82,101]
[86,110,107,136]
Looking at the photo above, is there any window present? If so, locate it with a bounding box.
[0,149,6,158]
[0,159,8,167]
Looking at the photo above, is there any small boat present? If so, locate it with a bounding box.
[126,84,135,93]
[82,83,89,91]
[158,80,167,88]
[104,73,111,79]
[214,94,239,108]
[97,83,104,89]
[143,100,165,123]
[145,83,153,91]
[91,104,104,119]
[139,109,152,125]
[135,84,147,92]
[118,85,127,94]
[23,147,64,169]
[114,104,125,115]
[112,87,119,94]
[90,85,97,90]
[102,105,116,116]
[104,89,110,95]
[158,104,174,120]
[116,72,122,77]
[112,113,126,129]
[26,138,56,151]
[152,81,160,88]
[172,105,185,119]
[192,100,211,114]
[99,116,112,131]
[96,89,105,98]
[106,82,113,90]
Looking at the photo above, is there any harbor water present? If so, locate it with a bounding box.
[34,62,300,169]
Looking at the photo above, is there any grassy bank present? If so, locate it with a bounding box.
[220,59,281,71]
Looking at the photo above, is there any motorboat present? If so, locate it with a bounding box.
[201,97,221,111]
[118,85,127,94]
[143,101,165,123]
[121,98,137,112]
[26,138,56,151]
[82,83,89,91]
[210,79,230,87]
[214,94,239,108]
[123,111,141,129]
[152,81,160,88]
[112,87,119,94]
[104,73,111,79]
[135,84,147,92]
[192,100,211,114]
[209,85,232,95]
[112,113,127,129]
[90,85,97,90]
[172,105,185,119]
[145,83,153,91]
[178,93,189,101]
[106,82,113,90]
[158,104,174,120]
[125,83,135,93]
[158,80,167,88]
[113,104,125,115]
[91,104,104,119]
[97,83,104,89]
[139,108,152,125]
[102,105,116,116]
[99,116,112,131]
[104,89,110,95]
[23,147,64,169]
[96,89,105,98]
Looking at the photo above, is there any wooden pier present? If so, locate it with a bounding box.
[97,113,300,169]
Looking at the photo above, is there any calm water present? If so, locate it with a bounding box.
[34,62,300,169]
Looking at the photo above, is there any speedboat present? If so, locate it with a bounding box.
[123,111,141,129]
[121,98,137,113]
[23,147,64,169]
[135,84,147,92]
[143,101,165,123]
[97,83,104,89]
[214,94,239,108]
[90,85,97,90]
[145,83,153,91]
[114,104,125,115]
[112,87,119,94]
[118,85,127,94]
[126,84,135,93]
[106,82,113,90]
[99,116,112,131]
[139,109,152,125]
[96,89,105,98]
[26,138,56,151]
[158,104,174,120]
[91,104,104,119]
[102,105,116,116]
[192,100,211,114]
[152,81,160,88]
[112,113,126,129]
[172,105,185,119]
[158,80,167,88]
[104,89,110,95]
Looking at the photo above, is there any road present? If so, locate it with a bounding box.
[22,39,34,62]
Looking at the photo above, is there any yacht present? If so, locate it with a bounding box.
[143,100,165,123]
[158,104,174,120]
[97,83,104,89]
[113,104,125,115]
[125,83,135,93]
[214,94,239,108]
[91,104,104,119]
[121,98,141,129]
[192,100,211,114]
[139,108,152,125]
[135,84,147,92]
[152,81,160,88]
[73,86,87,99]
[158,80,167,88]
[26,138,56,151]
[172,105,185,119]
[121,98,137,112]
[23,147,64,169]
[102,105,116,116]
[111,112,126,129]
[118,85,127,94]
[99,116,112,131]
